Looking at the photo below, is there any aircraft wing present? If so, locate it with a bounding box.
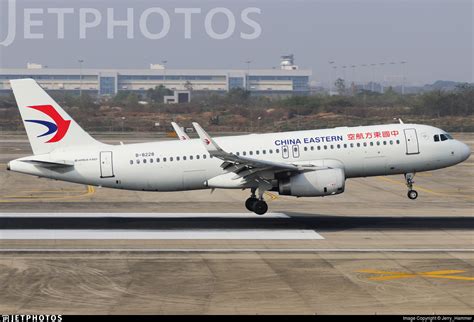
[192,122,327,179]
[171,122,190,140]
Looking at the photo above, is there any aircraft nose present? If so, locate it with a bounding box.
[458,142,471,162]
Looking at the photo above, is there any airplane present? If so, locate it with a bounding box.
[6,79,471,215]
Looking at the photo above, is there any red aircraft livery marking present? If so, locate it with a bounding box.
[26,105,71,143]
[347,130,399,141]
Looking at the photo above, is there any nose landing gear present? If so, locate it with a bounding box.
[405,173,418,200]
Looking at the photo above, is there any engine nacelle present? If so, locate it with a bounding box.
[278,168,345,197]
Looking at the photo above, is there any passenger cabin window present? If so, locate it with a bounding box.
[434,135,440,142]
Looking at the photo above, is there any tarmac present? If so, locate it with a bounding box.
[0,132,472,314]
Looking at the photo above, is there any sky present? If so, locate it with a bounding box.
[0,0,472,85]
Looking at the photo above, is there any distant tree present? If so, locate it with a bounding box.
[146,85,172,103]
[226,88,250,103]
[79,92,95,109]
[184,80,193,91]
[334,78,346,95]
[112,91,133,105]
[125,92,140,109]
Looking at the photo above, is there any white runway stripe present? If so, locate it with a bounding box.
[0,248,472,253]
[0,212,290,218]
[0,229,323,240]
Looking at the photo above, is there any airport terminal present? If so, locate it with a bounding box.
[0,55,311,97]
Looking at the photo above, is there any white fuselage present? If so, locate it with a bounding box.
[8,123,471,193]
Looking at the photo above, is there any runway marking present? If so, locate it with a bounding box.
[0,229,324,240]
[358,269,474,281]
[264,192,279,201]
[0,212,290,218]
[0,185,95,202]
[0,248,472,253]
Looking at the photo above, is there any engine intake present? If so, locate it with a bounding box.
[278,168,345,197]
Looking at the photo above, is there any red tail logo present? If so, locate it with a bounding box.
[25,105,71,143]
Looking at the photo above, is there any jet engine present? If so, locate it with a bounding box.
[278,168,345,197]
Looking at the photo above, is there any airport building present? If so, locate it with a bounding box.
[0,55,311,97]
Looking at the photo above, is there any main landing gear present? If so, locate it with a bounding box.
[245,187,269,215]
[405,172,418,200]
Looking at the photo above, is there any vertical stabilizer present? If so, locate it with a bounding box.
[10,78,101,155]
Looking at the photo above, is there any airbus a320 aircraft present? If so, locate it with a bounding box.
[7,79,471,214]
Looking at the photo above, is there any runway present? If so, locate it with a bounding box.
[0,133,473,314]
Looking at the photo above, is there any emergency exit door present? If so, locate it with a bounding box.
[404,129,420,155]
[100,151,115,178]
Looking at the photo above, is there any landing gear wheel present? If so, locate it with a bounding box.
[245,197,258,212]
[407,190,418,200]
[253,200,268,215]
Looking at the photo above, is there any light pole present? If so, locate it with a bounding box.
[351,65,356,93]
[161,60,167,89]
[370,63,376,92]
[78,59,84,97]
[379,63,386,93]
[244,60,251,91]
[400,61,407,95]
[121,117,126,133]
[360,64,367,90]
[328,61,335,93]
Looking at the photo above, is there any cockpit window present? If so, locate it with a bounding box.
[445,133,453,140]
[440,134,448,141]
[434,135,440,142]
